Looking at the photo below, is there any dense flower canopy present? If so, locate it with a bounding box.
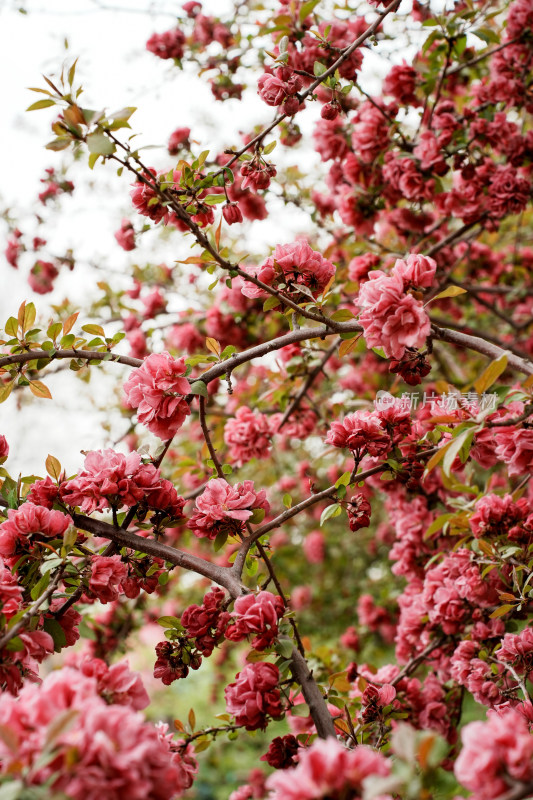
[2,0,533,797]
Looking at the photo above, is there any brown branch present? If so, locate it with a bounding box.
[70,512,245,597]
[276,340,339,432]
[431,324,533,376]
[290,647,336,739]
[0,348,141,370]
[198,395,225,478]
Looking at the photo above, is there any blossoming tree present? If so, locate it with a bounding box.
[2,0,533,797]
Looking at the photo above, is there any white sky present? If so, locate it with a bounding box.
[0,0,408,475]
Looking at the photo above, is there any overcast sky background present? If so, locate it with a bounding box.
[0,0,414,476]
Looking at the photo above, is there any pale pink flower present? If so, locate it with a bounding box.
[123,351,191,440]
[224,406,272,466]
[88,554,129,603]
[188,478,269,540]
[455,709,533,799]
[0,503,72,559]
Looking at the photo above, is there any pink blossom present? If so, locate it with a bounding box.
[28,260,58,294]
[0,558,23,619]
[223,202,244,225]
[266,738,390,800]
[455,709,533,799]
[0,665,196,798]
[383,62,418,105]
[181,587,231,656]
[146,27,186,59]
[168,126,191,154]
[224,406,272,466]
[357,270,431,359]
[188,478,269,540]
[325,410,391,457]
[0,435,8,463]
[497,627,533,676]
[74,655,150,710]
[123,351,191,440]
[494,427,533,475]
[61,449,183,515]
[303,530,325,564]
[0,503,72,559]
[88,554,129,603]
[392,254,437,289]
[114,218,136,251]
[225,662,283,730]
[469,493,526,538]
[226,591,285,650]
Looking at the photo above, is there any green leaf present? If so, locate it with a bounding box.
[313,61,327,77]
[86,133,116,156]
[5,317,18,338]
[300,0,321,21]
[263,296,280,312]
[249,507,266,524]
[474,355,508,394]
[330,309,354,322]
[320,503,342,526]
[189,380,208,397]
[30,570,51,601]
[430,285,467,301]
[263,140,277,155]
[203,195,225,205]
[157,616,182,628]
[222,464,233,475]
[43,617,68,651]
[335,471,351,488]
[490,604,514,619]
[27,98,56,111]
[82,324,105,336]
[276,638,294,659]
[283,493,292,509]
[214,531,228,552]
[0,780,23,800]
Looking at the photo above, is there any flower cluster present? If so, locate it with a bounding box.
[0,665,196,798]
[188,478,269,540]
[224,406,272,466]
[0,503,72,560]
[60,448,185,516]
[123,351,191,440]
[241,241,335,302]
[226,591,285,650]
[356,255,435,360]
[266,738,390,800]
[225,662,283,730]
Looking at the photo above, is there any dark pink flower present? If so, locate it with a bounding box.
[225,662,283,730]
[146,27,186,59]
[88,554,129,603]
[114,218,136,251]
[455,709,533,799]
[226,591,285,650]
[0,503,72,559]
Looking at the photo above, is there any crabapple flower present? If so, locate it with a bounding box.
[357,270,431,360]
[188,478,269,540]
[325,410,391,457]
[266,738,390,800]
[60,448,185,516]
[0,503,72,559]
[392,254,437,289]
[114,218,136,251]
[224,406,272,466]
[88,555,129,603]
[123,351,191,440]
[226,591,285,650]
[455,709,533,799]
[241,240,335,301]
[146,27,186,60]
[225,662,283,730]
[494,427,533,476]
